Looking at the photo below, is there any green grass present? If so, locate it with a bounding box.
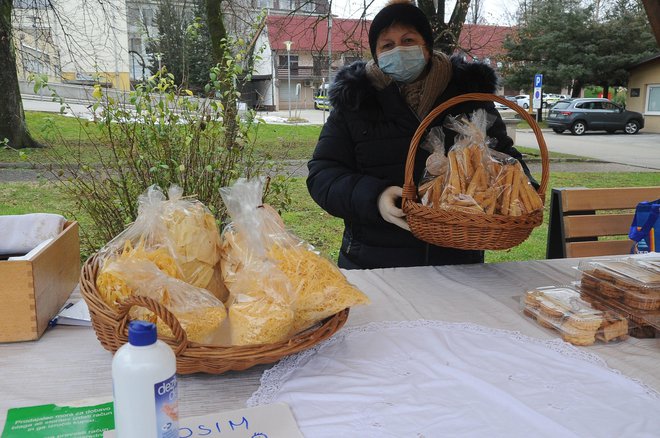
[1,112,577,165]
[3,172,657,264]
[3,112,655,264]
[0,112,322,163]
[248,123,321,160]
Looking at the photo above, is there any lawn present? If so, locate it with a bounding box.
[0,112,559,164]
[0,112,322,163]
[2,172,658,263]
[2,111,656,263]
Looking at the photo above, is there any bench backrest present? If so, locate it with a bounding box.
[546,187,660,259]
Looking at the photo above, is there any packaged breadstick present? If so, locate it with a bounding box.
[419,127,449,206]
[417,109,542,216]
[220,178,369,342]
[490,151,543,216]
[438,112,503,213]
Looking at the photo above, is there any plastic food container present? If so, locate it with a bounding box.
[578,259,660,311]
[521,286,629,346]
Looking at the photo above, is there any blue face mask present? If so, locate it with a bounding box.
[378,45,427,83]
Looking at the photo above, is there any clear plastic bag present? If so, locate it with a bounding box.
[419,110,542,215]
[220,178,370,343]
[97,258,227,344]
[97,185,228,301]
[419,127,449,205]
[226,259,295,346]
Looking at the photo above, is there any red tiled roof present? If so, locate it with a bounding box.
[457,24,514,59]
[266,15,369,53]
[266,14,513,59]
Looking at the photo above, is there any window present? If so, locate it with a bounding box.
[313,55,328,76]
[301,0,316,12]
[279,54,299,69]
[129,38,142,53]
[602,102,618,111]
[646,85,660,115]
[127,7,140,23]
[277,0,292,9]
[142,8,155,27]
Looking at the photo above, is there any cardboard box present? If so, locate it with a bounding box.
[0,221,80,342]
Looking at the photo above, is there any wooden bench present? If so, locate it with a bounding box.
[546,187,660,259]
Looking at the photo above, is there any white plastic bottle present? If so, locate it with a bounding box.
[112,320,179,438]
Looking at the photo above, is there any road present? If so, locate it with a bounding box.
[515,130,660,170]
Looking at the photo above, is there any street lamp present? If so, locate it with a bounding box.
[284,40,293,119]
[155,52,163,72]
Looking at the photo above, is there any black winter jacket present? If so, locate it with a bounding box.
[307,57,532,269]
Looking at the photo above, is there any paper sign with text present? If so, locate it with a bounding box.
[103,403,302,438]
[2,401,114,437]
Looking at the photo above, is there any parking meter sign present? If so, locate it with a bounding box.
[534,74,543,88]
[533,74,543,109]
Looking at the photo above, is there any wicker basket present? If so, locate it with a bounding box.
[401,92,550,251]
[80,253,349,374]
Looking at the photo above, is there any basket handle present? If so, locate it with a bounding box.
[401,92,549,204]
[116,295,189,356]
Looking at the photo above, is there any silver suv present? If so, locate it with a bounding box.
[547,98,644,135]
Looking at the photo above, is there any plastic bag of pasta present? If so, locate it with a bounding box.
[97,257,227,344]
[97,185,228,301]
[226,259,295,345]
[220,177,370,337]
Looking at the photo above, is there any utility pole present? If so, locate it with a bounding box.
[285,40,293,119]
[328,14,332,84]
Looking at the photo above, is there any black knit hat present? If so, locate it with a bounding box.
[368,1,433,60]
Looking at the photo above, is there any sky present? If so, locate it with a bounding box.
[332,0,520,25]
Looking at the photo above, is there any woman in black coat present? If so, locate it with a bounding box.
[307,0,534,270]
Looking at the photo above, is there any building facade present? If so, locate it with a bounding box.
[13,0,131,90]
[626,54,660,133]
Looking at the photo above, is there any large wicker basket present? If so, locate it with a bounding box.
[80,253,349,374]
[401,93,550,251]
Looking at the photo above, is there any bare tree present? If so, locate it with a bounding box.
[467,0,484,24]
[0,0,42,148]
[414,0,470,54]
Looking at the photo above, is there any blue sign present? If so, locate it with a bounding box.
[534,74,543,87]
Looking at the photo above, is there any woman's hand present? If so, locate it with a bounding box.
[377,186,410,231]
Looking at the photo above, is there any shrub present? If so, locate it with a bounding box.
[28,37,289,256]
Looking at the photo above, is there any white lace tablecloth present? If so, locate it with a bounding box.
[249,321,660,438]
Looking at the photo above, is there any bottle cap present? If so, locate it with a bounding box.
[128,320,157,346]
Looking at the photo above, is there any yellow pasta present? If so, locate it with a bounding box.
[268,245,370,333]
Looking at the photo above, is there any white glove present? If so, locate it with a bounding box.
[377,186,410,231]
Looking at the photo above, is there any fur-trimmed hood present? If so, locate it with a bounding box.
[329,55,499,112]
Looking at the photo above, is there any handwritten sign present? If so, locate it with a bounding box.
[103,403,302,438]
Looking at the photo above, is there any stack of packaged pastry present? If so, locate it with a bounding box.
[418,110,542,216]
[578,258,660,311]
[521,286,629,346]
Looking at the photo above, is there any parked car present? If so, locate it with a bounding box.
[542,93,561,108]
[513,94,530,109]
[313,84,330,110]
[494,95,518,110]
[547,98,644,135]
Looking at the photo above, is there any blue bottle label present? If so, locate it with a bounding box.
[154,374,179,438]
